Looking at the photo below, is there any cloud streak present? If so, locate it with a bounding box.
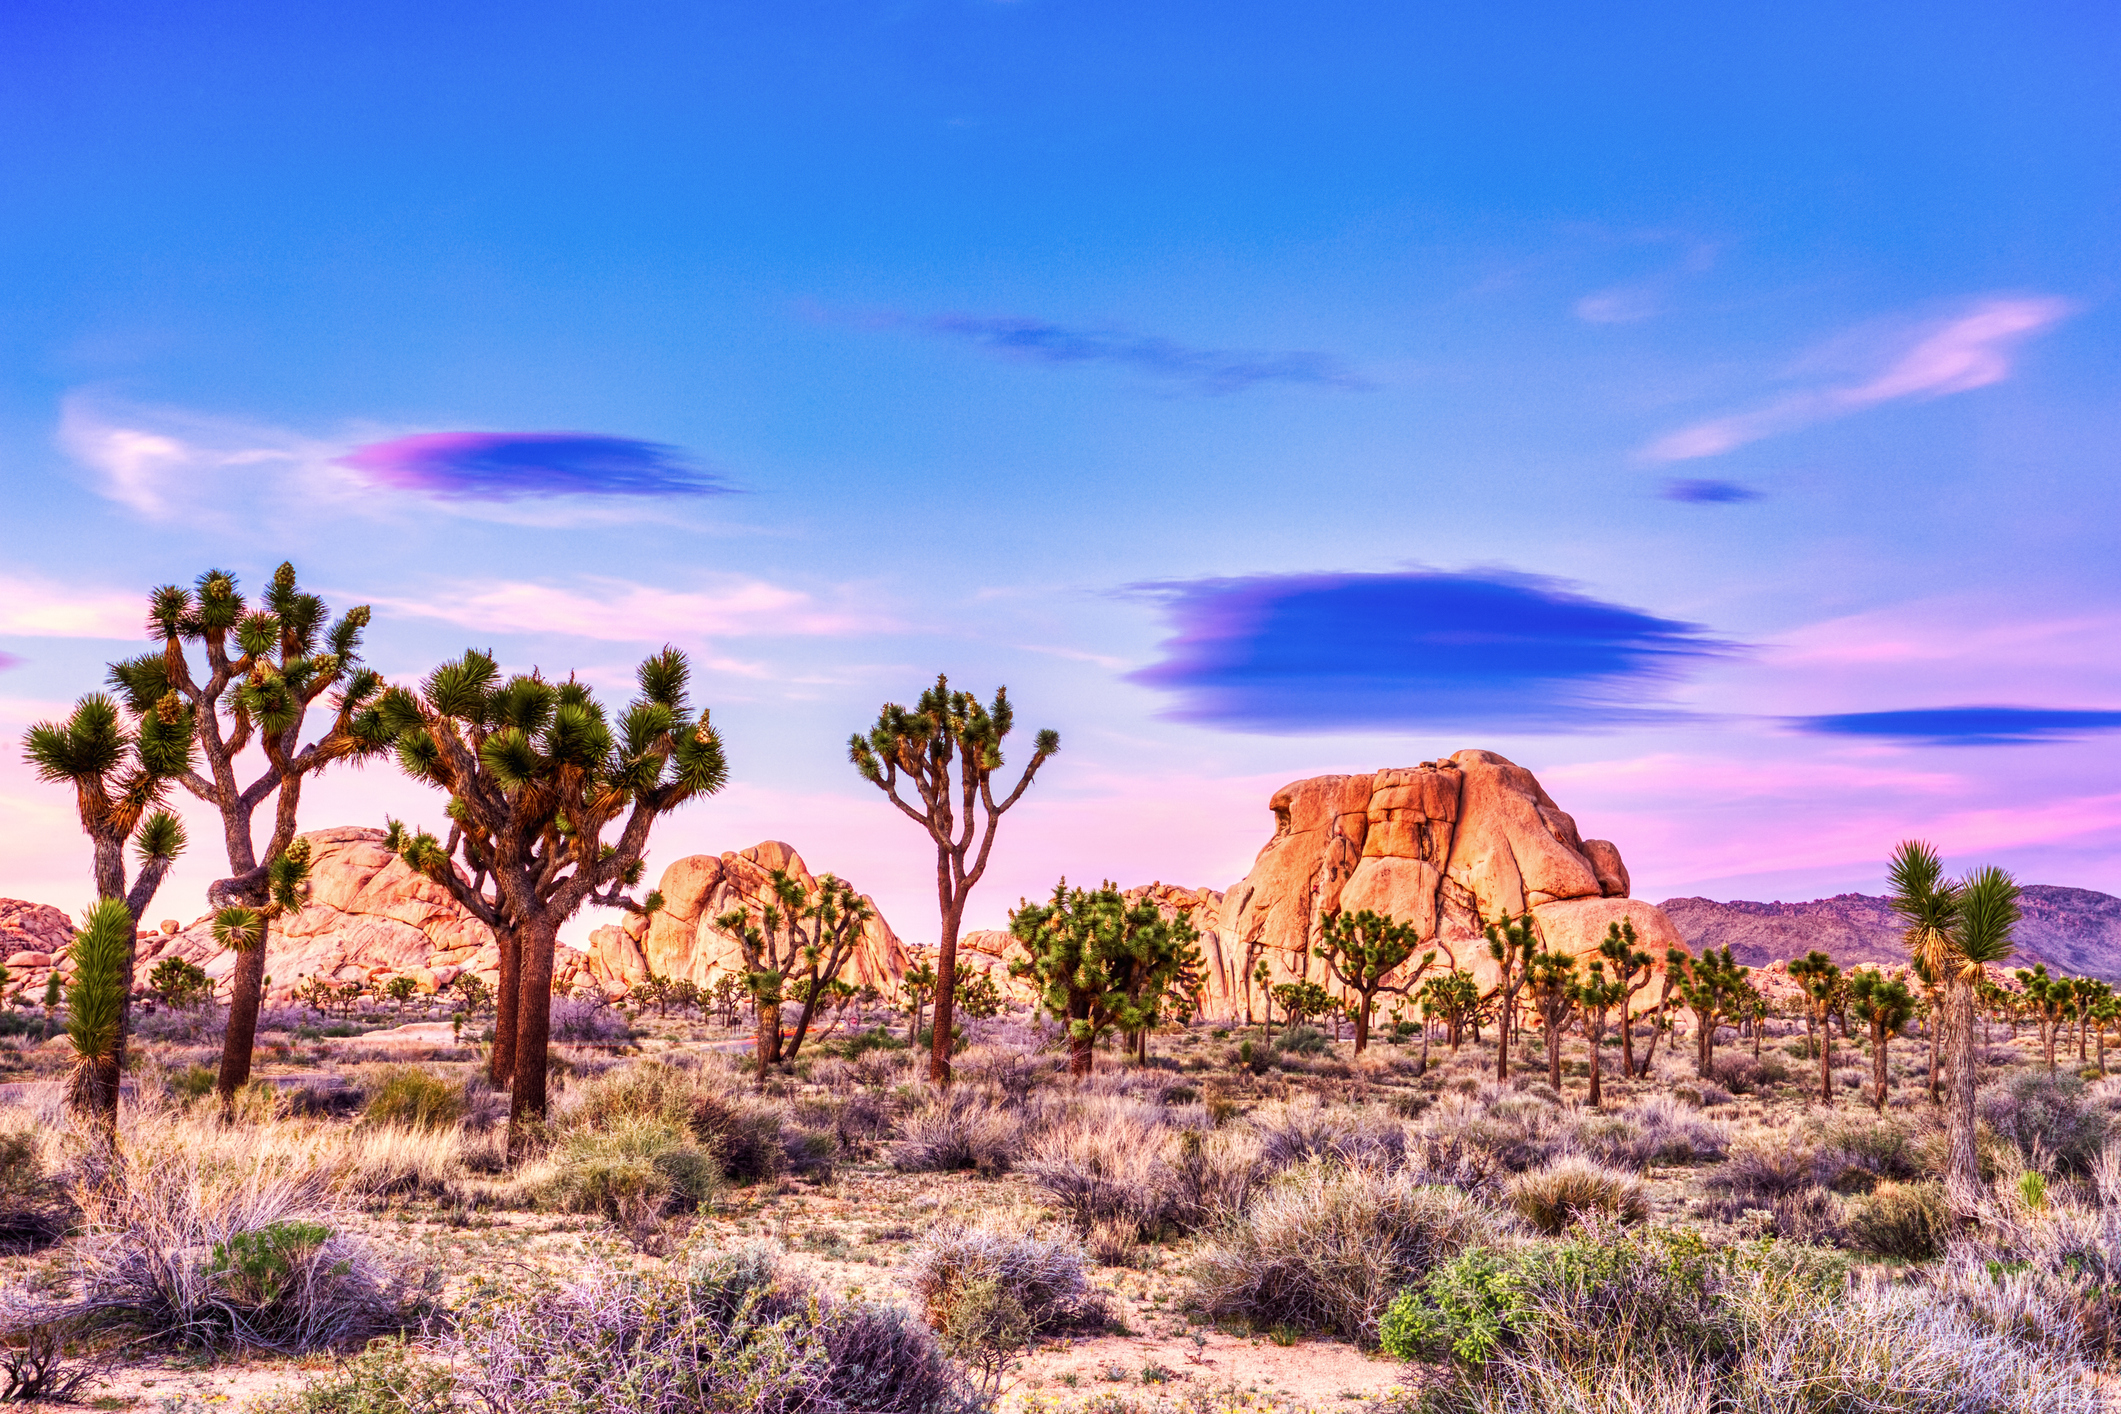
[0,574,143,640]
[1644,296,2071,462]
[1128,569,1735,733]
[370,575,888,643]
[1792,706,2121,746]
[1660,479,1761,504]
[865,311,1372,394]
[339,433,731,501]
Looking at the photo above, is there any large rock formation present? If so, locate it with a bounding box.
[604,841,908,993]
[1200,750,1685,1020]
[0,899,76,995]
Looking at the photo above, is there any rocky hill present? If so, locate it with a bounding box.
[1660,885,2121,982]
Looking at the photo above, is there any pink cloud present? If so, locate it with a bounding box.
[370,576,891,644]
[1643,296,2072,462]
[0,574,144,640]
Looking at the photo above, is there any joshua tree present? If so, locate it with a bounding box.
[1252,956,1275,1037]
[2015,963,2071,1077]
[1571,959,1628,1110]
[207,837,313,1101]
[1789,950,1843,1104]
[714,868,874,1074]
[1483,913,1537,1081]
[849,676,1058,1085]
[381,646,727,1143]
[1524,946,1580,1093]
[2093,993,2120,1078]
[1595,920,1654,1084]
[901,956,938,1044]
[62,899,135,1137]
[1669,945,1747,1079]
[104,564,386,1105]
[2070,976,2111,1063]
[1271,979,1335,1031]
[1314,909,1441,1054]
[1420,970,1481,1053]
[1848,967,1915,1113]
[1894,840,2019,1217]
[1008,880,1200,1076]
[22,691,194,1125]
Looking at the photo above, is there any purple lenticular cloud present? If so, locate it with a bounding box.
[1792,706,2121,745]
[339,432,730,500]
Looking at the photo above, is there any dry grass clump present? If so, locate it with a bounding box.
[1021,1095,1271,1244]
[1416,1085,1572,1179]
[1573,1094,1729,1169]
[1938,1160,2121,1360]
[0,1126,73,1251]
[542,1115,719,1232]
[892,1086,1022,1176]
[562,1059,833,1185]
[1193,1162,1502,1344]
[1508,1158,1648,1235]
[1251,1094,1407,1170]
[1980,1074,2109,1176]
[906,1224,1105,1334]
[1843,1180,1949,1260]
[360,1066,467,1132]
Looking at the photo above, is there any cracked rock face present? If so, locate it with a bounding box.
[1200,750,1685,1020]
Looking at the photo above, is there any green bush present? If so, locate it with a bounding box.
[361,1067,464,1131]
[249,1337,455,1414]
[1380,1246,1532,1365]
[148,956,214,1010]
[170,1064,216,1103]
[822,1025,907,1059]
[1845,1180,1949,1261]
[209,1221,334,1311]
[1276,1025,1329,1057]
[545,1116,719,1223]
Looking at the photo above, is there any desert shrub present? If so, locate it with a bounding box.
[450,1245,981,1414]
[1193,1162,1501,1344]
[1508,1158,1648,1235]
[1982,1074,2109,1176]
[544,1116,719,1227]
[1696,1141,1851,1243]
[906,1225,1104,1336]
[1275,1025,1329,1057]
[361,1068,464,1132]
[893,1088,1020,1176]
[1573,1094,1728,1169]
[1818,1116,1926,1186]
[248,1336,456,1414]
[0,1131,71,1251]
[1417,1086,1570,1178]
[1939,1186,2121,1360]
[1251,1096,1407,1170]
[64,1156,410,1350]
[1709,1053,1786,1094]
[1024,1099,1266,1240]
[1845,1180,1949,1260]
[1671,1079,1734,1108]
[548,995,634,1045]
[132,1001,228,1045]
[565,1061,819,1185]
[821,1025,909,1061]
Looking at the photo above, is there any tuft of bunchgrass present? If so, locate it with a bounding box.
[1508,1158,1648,1236]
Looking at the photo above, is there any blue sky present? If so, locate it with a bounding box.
[4,1,2119,942]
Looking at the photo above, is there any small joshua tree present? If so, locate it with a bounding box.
[1571,959,1628,1110]
[1314,909,1441,1054]
[849,676,1058,1085]
[1595,920,1655,1082]
[64,899,135,1137]
[1419,969,1480,1053]
[2015,963,2071,1078]
[1523,946,1579,1093]
[901,957,937,1044]
[714,868,874,1074]
[1483,913,1536,1081]
[1848,967,1915,1113]
[1008,880,1200,1076]
[22,691,193,1125]
[106,564,387,1106]
[1668,945,1746,1078]
[1789,950,1843,1105]
[381,646,727,1143]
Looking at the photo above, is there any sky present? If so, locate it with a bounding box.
[3,1,2119,947]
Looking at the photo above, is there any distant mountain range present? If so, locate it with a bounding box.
[1660,886,2121,982]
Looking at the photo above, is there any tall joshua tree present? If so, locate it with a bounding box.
[1524,945,1579,1093]
[1571,959,1628,1110]
[1789,950,1842,1104]
[23,690,194,1125]
[1596,920,1654,1082]
[1483,913,1536,1082]
[1848,967,1915,1113]
[103,564,384,1106]
[380,647,727,1142]
[849,676,1058,1085]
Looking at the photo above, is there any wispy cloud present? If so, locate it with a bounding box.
[1660,479,1761,504]
[1791,706,2121,746]
[1643,296,2071,462]
[852,309,1372,394]
[58,395,729,526]
[0,573,143,640]
[339,432,731,501]
[1127,569,1735,733]
[370,575,889,643]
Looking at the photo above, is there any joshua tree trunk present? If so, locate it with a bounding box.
[1945,979,1983,1218]
[1417,1017,1430,1075]
[1586,1022,1606,1110]
[490,925,520,1089]
[1870,1020,1890,1113]
[1067,995,1093,1077]
[216,926,269,1102]
[1818,1017,1833,1105]
[1352,999,1371,1054]
[511,918,559,1144]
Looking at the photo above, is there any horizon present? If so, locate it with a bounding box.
[5,3,2119,949]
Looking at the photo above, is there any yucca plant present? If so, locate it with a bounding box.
[1006,880,1201,1076]
[104,563,387,1106]
[1847,967,1915,1113]
[208,837,312,1103]
[1315,908,1437,1055]
[849,676,1058,1086]
[23,679,194,1127]
[65,898,136,1133]
[712,868,874,1076]
[377,646,726,1146]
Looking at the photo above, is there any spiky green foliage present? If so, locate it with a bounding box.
[1009,880,1203,1075]
[849,674,1058,1084]
[1669,944,1749,1079]
[713,868,875,1074]
[379,644,728,1139]
[65,899,135,1126]
[1596,919,1655,1080]
[1570,958,1629,1109]
[21,691,194,913]
[1419,969,1482,1051]
[1315,909,1437,1054]
[1484,912,1538,1082]
[1789,949,1843,1103]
